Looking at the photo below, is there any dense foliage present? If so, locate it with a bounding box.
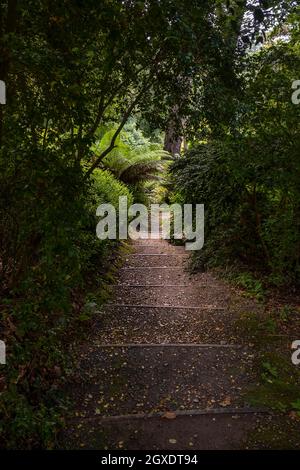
[0,162,134,447]
[171,18,300,285]
[0,0,299,449]
[0,0,234,448]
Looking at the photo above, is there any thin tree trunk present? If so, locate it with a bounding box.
[163,124,182,156]
[163,105,184,156]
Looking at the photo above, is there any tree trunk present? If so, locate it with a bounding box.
[163,124,183,156]
[163,106,184,156]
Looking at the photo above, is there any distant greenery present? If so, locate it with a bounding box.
[91,121,170,201]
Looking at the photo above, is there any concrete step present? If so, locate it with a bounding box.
[132,244,186,255]
[62,411,265,450]
[117,268,218,286]
[124,254,189,268]
[68,345,256,419]
[93,305,238,344]
[109,285,229,308]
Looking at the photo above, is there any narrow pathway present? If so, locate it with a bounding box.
[62,238,266,449]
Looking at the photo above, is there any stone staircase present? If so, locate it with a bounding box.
[62,238,266,450]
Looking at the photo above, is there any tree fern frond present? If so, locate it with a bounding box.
[91,124,171,185]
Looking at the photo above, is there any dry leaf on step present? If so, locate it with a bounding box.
[162,411,177,420]
[220,396,231,407]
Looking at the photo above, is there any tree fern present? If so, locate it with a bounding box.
[91,124,171,185]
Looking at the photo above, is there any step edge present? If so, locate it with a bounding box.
[115,283,220,287]
[105,304,227,310]
[120,267,188,269]
[69,407,270,423]
[128,253,188,257]
[88,342,242,348]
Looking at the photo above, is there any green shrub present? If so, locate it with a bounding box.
[91,169,134,209]
[170,139,300,286]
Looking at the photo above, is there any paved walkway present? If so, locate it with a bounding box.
[62,238,266,449]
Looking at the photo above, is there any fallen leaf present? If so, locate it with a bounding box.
[289,411,300,420]
[162,411,176,420]
[220,396,231,407]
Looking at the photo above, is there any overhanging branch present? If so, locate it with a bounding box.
[84,78,153,179]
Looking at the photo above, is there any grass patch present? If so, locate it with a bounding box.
[247,352,300,413]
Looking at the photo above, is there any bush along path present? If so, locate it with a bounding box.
[61,237,289,450]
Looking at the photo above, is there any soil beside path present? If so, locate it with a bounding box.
[61,238,273,450]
